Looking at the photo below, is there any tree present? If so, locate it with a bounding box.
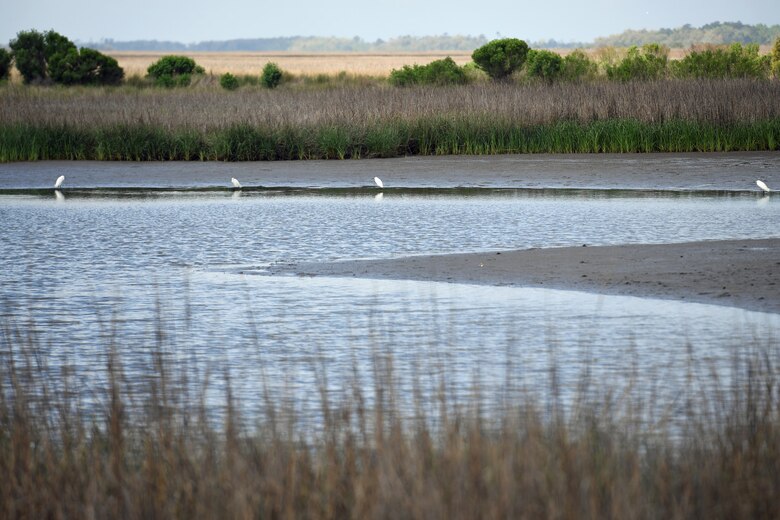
[0,48,11,81]
[261,62,283,88]
[49,47,124,85]
[471,38,529,81]
[9,30,52,83]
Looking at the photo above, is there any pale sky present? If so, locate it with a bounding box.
[2,0,778,45]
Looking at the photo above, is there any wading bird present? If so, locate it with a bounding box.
[231,177,242,189]
[374,176,383,188]
[54,175,65,189]
[756,179,770,193]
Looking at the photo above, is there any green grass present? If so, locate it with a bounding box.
[2,117,779,162]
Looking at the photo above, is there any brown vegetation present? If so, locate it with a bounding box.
[3,79,779,131]
[109,51,475,77]
[2,329,779,519]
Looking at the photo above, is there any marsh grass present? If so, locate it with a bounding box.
[1,79,779,161]
[1,315,780,519]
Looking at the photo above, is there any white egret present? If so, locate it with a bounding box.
[54,175,65,189]
[231,177,242,189]
[756,179,770,193]
[373,176,383,188]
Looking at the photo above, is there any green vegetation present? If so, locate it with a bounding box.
[1,118,777,162]
[606,44,669,81]
[0,48,11,81]
[146,55,205,87]
[774,37,780,77]
[561,50,598,81]
[2,325,780,518]
[261,62,283,88]
[389,57,467,86]
[7,29,122,85]
[472,38,529,81]
[219,72,239,90]
[2,79,778,161]
[672,43,770,79]
[48,47,124,85]
[526,49,564,83]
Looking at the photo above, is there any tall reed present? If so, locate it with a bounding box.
[1,319,779,518]
[1,79,779,161]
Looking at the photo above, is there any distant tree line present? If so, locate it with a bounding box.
[592,21,780,48]
[86,35,490,52]
[76,22,780,52]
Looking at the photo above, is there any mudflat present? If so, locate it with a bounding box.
[268,239,780,314]
[1,151,778,189]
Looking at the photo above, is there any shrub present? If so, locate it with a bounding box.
[672,43,771,80]
[561,50,598,82]
[220,72,239,90]
[146,55,205,87]
[9,29,76,84]
[0,48,11,81]
[526,49,563,83]
[472,38,529,81]
[773,38,780,78]
[389,57,467,87]
[606,44,668,81]
[48,47,124,86]
[261,62,283,88]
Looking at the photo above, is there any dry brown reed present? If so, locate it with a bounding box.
[2,323,780,519]
[2,79,779,131]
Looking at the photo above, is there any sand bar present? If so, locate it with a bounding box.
[267,239,780,314]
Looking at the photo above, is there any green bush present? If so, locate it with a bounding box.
[389,57,467,87]
[0,48,11,81]
[561,50,598,82]
[146,55,205,87]
[472,38,529,81]
[772,38,780,78]
[48,47,124,85]
[9,29,76,84]
[261,62,283,88]
[672,43,771,79]
[219,72,239,90]
[526,50,563,83]
[606,44,668,81]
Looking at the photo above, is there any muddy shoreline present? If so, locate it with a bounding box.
[267,239,780,314]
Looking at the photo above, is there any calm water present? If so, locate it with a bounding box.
[1,189,778,421]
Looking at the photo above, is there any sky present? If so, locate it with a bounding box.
[2,0,779,45]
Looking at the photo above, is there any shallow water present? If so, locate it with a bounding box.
[1,189,779,422]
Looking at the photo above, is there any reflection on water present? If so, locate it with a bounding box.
[1,190,778,420]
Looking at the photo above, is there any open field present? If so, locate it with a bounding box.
[104,46,773,77]
[109,51,475,77]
